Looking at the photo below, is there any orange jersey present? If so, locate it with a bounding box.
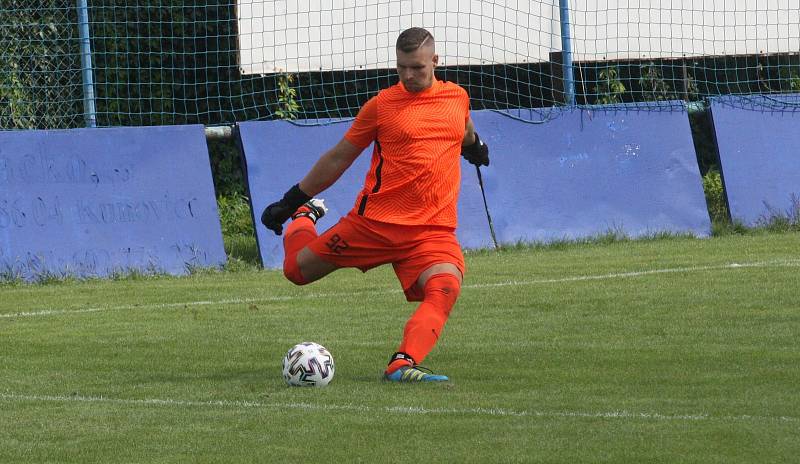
[343,78,470,227]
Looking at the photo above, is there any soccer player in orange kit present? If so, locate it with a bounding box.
[261,27,490,382]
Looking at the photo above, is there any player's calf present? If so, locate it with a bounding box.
[282,199,328,286]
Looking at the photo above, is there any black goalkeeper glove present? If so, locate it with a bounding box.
[461,131,490,167]
[260,184,311,235]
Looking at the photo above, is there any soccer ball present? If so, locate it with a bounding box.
[282,342,335,387]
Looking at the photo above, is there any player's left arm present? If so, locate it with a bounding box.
[461,118,489,166]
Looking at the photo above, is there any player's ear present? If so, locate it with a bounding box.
[432,54,439,67]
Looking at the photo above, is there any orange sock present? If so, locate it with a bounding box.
[385,353,414,374]
[387,273,460,373]
[282,217,317,285]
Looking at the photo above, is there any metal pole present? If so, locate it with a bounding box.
[559,0,576,106]
[204,125,235,141]
[77,0,97,127]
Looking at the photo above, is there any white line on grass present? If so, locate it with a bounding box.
[466,258,800,289]
[0,392,796,424]
[3,259,799,319]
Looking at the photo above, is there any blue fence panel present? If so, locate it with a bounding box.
[709,94,800,226]
[473,104,711,243]
[0,125,226,280]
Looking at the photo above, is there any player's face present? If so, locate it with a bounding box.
[396,45,438,93]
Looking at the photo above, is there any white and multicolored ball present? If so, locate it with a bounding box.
[282,342,335,387]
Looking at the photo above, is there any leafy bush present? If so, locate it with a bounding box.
[1,1,82,129]
[216,193,260,265]
[217,193,254,237]
[593,66,626,104]
[639,62,677,101]
[702,169,729,223]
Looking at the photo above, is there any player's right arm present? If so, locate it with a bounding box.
[261,98,377,235]
[298,138,363,197]
[260,138,363,235]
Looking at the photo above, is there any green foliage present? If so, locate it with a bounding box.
[684,70,700,101]
[593,66,626,104]
[0,61,32,128]
[757,62,800,93]
[639,62,677,101]
[0,1,82,129]
[223,235,260,266]
[702,169,729,224]
[710,219,750,237]
[217,193,254,237]
[274,73,301,120]
[216,193,259,265]
[784,68,800,92]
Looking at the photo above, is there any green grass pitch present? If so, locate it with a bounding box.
[1,232,799,463]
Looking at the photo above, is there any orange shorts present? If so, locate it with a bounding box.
[307,212,466,301]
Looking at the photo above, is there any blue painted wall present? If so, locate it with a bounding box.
[0,125,227,280]
[473,104,711,244]
[710,94,800,226]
